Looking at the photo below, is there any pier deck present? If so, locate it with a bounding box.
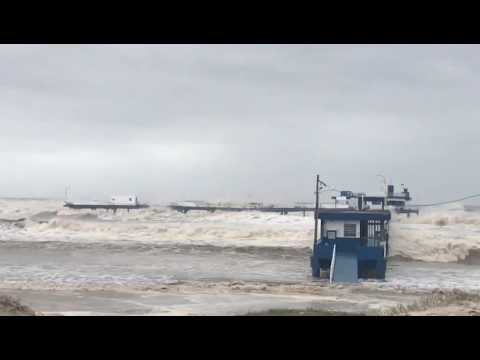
[169,205,315,215]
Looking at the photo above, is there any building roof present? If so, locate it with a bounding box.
[316,208,391,221]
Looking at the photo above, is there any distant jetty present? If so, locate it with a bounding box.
[169,204,314,215]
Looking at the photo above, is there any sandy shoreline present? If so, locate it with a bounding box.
[3,280,480,316]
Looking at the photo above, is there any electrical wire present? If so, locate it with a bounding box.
[410,193,480,207]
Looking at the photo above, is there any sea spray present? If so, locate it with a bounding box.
[1,198,480,263]
[389,204,480,262]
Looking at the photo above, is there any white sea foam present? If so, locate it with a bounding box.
[1,199,480,263]
[0,199,314,248]
[389,204,480,262]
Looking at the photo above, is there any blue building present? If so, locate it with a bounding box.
[310,182,393,283]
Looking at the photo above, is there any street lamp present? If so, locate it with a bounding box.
[377,174,388,210]
[377,174,387,196]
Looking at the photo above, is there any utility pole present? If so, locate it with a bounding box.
[312,175,327,278]
[314,175,320,248]
[313,175,326,248]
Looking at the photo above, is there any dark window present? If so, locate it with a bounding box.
[344,223,357,237]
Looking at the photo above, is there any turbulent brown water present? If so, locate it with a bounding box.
[0,199,480,296]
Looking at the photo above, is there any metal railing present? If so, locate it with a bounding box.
[329,244,337,284]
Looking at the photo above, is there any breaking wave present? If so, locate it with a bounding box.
[0,199,314,248]
[30,211,58,223]
[389,204,480,263]
[1,199,480,263]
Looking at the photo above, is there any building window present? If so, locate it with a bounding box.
[344,223,357,237]
[326,230,337,240]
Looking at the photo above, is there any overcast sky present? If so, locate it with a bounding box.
[0,44,479,204]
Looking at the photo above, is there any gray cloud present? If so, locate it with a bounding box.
[0,44,479,204]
